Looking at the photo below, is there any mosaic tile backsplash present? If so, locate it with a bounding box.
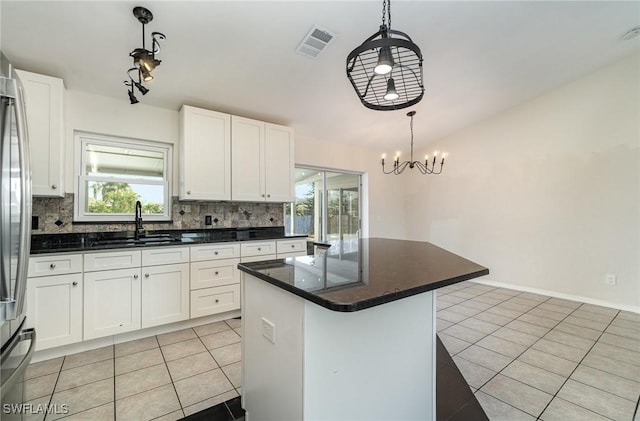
[32,194,285,234]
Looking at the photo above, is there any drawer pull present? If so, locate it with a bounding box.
[215,271,219,275]
[187,190,191,195]
[214,251,219,255]
[291,244,295,248]
[133,274,139,279]
[257,247,262,251]
[145,273,150,278]
[215,299,219,303]
[72,281,78,286]
[51,184,57,189]
[49,263,56,269]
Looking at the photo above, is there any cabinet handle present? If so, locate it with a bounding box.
[49,263,56,269]
[291,244,295,248]
[145,273,150,278]
[214,271,219,275]
[72,281,78,286]
[133,274,139,279]
[215,299,219,303]
[187,191,191,195]
[51,184,57,190]
[267,194,271,198]
[257,247,262,251]
[214,251,219,255]
[261,194,265,197]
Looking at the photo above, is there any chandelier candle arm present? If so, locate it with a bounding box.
[380,111,447,175]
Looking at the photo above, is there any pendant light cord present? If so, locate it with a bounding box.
[382,0,391,30]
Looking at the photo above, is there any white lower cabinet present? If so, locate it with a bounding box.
[189,244,241,318]
[29,237,307,347]
[27,273,82,350]
[27,254,83,350]
[83,267,141,340]
[142,263,190,328]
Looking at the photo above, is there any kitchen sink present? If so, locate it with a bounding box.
[90,234,181,247]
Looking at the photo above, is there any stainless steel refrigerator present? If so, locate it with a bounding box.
[0,52,35,420]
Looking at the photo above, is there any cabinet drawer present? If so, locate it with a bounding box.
[190,284,240,318]
[277,239,307,255]
[191,258,240,290]
[191,243,240,262]
[84,250,141,272]
[241,241,276,257]
[142,247,189,266]
[28,254,82,277]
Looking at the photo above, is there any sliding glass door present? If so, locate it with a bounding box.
[284,167,361,248]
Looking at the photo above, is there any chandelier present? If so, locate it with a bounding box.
[124,7,165,104]
[346,0,424,111]
[381,111,446,175]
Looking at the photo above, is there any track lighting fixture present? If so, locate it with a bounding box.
[125,6,165,104]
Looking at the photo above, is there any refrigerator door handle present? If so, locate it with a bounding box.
[0,87,15,320]
[13,83,31,319]
[0,328,36,399]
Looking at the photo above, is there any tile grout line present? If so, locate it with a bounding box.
[159,329,190,418]
[533,305,622,419]
[443,284,620,419]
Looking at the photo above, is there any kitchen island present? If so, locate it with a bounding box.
[238,238,488,421]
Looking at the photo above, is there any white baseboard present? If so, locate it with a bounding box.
[471,279,640,314]
[31,309,241,363]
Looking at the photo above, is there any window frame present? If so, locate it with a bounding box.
[73,131,173,222]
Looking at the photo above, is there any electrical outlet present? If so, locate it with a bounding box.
[605,273,617,286]
[261,317,276,344]
[205,215,212,225]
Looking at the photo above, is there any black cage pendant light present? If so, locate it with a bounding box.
[124,6,165,104]
[346,0,424,111]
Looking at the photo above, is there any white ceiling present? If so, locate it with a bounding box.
[2,1,638,152]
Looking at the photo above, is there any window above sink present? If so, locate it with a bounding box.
[74,132,173,222]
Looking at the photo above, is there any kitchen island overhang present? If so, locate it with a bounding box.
[238,238,488,420]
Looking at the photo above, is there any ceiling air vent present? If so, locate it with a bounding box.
[296,25,336,58]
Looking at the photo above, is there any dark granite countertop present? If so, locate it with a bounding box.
[238,238,489,312]
[31,226,306,255]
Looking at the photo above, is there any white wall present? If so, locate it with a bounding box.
[405,54,640,310]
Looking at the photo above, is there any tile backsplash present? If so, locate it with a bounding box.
[32,194,284,234]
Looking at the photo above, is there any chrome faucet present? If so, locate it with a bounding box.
[134,200,144,240]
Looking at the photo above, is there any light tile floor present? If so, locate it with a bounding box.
[23,318,242,421]
[22,282,640,421]
[437,281,640,421]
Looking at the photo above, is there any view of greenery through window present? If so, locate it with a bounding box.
[87,182,163,214]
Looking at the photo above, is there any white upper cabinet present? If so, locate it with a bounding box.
[15,70,65,197]
[231,116,264,201]
[264,123,295,202]
[231,116,294,202]
[179,105,231,201]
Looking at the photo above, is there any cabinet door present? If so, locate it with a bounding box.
[15,70,65,197]
[231,116,264,201]
[264,123,295,202]
[142,263,190,328]
[180,105,231,200]
[26,274,82,350]
[84,268,141,340]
